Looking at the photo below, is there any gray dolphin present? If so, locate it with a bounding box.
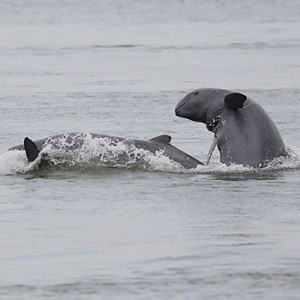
[9,133,203,169]
[175,88,286,168]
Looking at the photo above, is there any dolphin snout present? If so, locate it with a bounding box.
[175,96,190,116]
[175,106,181,116]
[175,105,184,117]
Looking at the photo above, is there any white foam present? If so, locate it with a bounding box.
[0,136,299,176]
[0,150,35,175]
[191,146,300,175]
[28,133,184,172]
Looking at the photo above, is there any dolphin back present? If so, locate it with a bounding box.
[9,132,203,169]
[218,100,286,167]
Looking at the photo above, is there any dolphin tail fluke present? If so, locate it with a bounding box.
[24,137,40,162]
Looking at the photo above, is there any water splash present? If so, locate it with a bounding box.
[0,134,185,175]
[0,134,299,176]
[0,150,32,175]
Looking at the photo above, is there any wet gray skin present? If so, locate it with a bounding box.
[9,133,203,169]
[175,88,286,168]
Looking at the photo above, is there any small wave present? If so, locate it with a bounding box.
[0,150,32,175]
[0,134,186,175]
[189,146,300,181]
[90,44,142,49]
[0,135,299,177]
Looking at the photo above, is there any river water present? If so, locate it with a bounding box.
[1,1,300,299]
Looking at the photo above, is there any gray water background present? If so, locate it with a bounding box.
[0,1,300,299]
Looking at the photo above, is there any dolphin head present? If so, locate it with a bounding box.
[175,89,208,122]
[175,88,226,131]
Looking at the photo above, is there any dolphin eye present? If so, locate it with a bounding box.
[194,91,199,95]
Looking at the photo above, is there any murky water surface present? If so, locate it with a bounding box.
[0,1,300,299]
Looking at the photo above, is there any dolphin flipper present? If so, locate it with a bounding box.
[149,135,172,144]
[224,92,247,109]
[206,136,217,165]
[24,137,40,162]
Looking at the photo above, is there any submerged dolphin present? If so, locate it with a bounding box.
[9,133,203,169]
[175,88,286,168]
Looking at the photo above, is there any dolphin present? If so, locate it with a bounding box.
[175,88,286,168]
[9,132,203,169]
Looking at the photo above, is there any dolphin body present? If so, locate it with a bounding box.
[175,88,286,168]
[9,133,203,169]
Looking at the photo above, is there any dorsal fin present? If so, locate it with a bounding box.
[149,135,172,144]
[24,137,40,162]
[224,92,247,109]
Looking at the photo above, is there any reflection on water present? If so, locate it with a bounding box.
[211,171,282,181]
[2,267,300,299]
